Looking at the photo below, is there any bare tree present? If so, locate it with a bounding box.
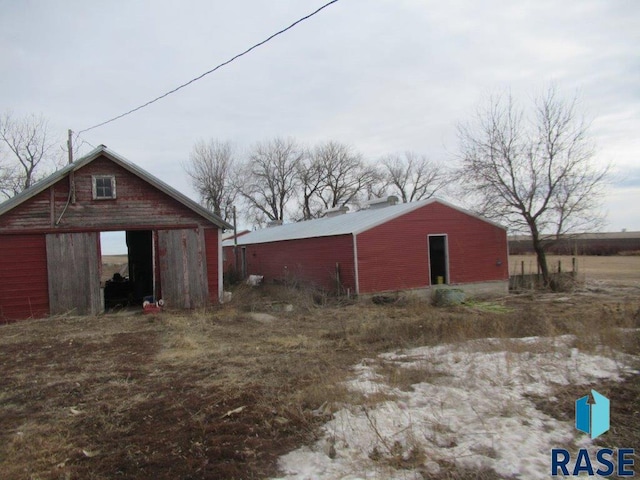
[456,86,608,288]
[0,151,18,199]
[313,141,376,210]
[364,165,389,201]
[381,151,448,203]
[238,137,303,224]
[183,139,237,221]
[297,149,327,220]
[0,112,58,198]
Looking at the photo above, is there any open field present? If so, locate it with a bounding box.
[1,267,639,478]
[102,255,128,265]
[510,254,640,284]
[101,255,128,284]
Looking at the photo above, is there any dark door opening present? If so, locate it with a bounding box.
[428,235,448,285]
[102,230,154,309]
[126,230,154,305]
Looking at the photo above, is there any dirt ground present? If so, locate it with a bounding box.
[1,260,639,479]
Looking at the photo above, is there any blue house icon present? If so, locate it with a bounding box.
[576,390,610,439]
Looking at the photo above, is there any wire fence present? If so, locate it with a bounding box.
[509,257,580,290]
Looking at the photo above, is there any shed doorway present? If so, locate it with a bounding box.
[101,230,154,310]
[428,234,448,285]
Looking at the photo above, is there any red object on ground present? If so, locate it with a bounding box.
[143,304,162,314]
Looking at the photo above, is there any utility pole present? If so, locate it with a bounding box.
[67,129,73,164]
[233,206,238,273]
[68,129,76,203]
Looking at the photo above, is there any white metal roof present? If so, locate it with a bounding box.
[223,198,505,247]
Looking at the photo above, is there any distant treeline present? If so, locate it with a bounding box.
[509,233,640,256]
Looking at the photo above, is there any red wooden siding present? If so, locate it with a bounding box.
[0,151,226,321]
[204,228,220,303]
[0,234,49,321]
[0,155,214,232]
[243,235,356,293]
[357,202,508,294]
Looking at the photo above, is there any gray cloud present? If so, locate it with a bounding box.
[1,0,638,230]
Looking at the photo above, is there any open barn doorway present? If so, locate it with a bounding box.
[100,230,154,310]
[428,234,449,285]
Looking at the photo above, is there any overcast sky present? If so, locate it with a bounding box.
[1,0,638,253]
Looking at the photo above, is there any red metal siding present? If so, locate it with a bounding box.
[204,228,220,303]
[0,155,213,232]
[0,234,49,321]
[244,235,356,293]
[221,242,247,274]
[357,202,508,294]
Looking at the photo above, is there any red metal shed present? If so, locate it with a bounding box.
[0,145,231,322]
[223,198,509,296]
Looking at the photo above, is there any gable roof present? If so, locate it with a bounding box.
[223,198,506,247]
[0,145,232,230]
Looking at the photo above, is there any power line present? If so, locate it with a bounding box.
[74,132,96,150]
[79,0,339,134]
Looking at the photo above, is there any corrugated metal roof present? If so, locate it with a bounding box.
[0,145,233,230]
[223,199,505,247]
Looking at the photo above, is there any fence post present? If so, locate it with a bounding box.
[558,260,562,273]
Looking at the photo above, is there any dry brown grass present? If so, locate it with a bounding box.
[0,281,638,479]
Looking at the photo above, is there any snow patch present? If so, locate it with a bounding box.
[273,336,636,480]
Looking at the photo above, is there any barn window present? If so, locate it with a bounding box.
[92,175,116,199]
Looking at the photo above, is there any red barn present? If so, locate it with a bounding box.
[223,198,509,296]
[0,145,231,322]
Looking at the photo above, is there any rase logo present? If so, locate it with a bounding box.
[551,390,635,477]
[575,389,609,440]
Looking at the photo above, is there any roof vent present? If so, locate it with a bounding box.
[266,220,283,228]
[323,205,349,218]
[365,195,399,209]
